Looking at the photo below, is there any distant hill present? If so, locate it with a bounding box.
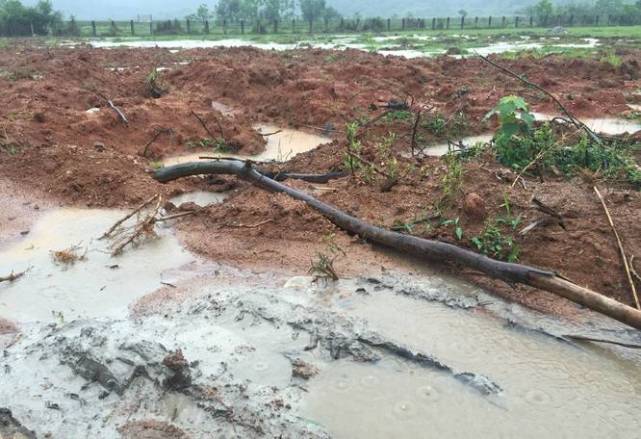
[28,0,542,21]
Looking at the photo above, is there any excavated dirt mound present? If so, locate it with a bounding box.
[2,42,641,316]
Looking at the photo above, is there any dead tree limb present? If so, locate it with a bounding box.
[154,161,641,331]
[594,186,640,309]
[190,110,217,139]
[478,55,601,144]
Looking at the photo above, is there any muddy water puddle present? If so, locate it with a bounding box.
[163,124,331,166]
[2,204,641,437]
[293,277,641,439]
[0,208,194,322]
[533,112,641,135]
[169,190,228,207]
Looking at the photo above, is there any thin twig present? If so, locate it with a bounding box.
[107,100,128,125]
[478,55,601,144]
[227,219,273,229]
[190,110,217,139]
[594,186,640,309]
[410,110,422,157]
[155,210,201,222]
[346,151,394,180]
[259,129,282,137]
[562,334,641,349]
[511,148,548,188]
[111,196,163,256]
[142,128,172,157]
[100,194,159,240]
[630,255,641,285]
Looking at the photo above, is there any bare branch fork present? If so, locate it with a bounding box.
[154,160,641,331]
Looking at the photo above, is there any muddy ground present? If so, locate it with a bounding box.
[1,41,641,317]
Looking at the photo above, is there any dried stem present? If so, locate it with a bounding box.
[594,186,640,309]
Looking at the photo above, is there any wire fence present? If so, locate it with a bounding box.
[3,14,641,38]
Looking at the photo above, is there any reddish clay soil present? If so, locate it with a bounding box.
[1,42,641,318]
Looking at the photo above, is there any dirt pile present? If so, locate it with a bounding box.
[1,42,641,314]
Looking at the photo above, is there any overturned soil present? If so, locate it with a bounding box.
[2,42,641,318]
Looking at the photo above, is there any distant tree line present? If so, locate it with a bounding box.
[527,0,641,23]
[187,0,341,29]
[0,0,64,36]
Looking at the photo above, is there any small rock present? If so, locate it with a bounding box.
[94,142,105,152]
[33,112,46,123]
[463,193,486,220]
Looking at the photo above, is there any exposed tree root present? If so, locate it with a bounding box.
[154,160,641,331]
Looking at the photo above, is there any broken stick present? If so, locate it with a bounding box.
[594,186,640,309]
[154,160,641,331]
[0,270,26,283]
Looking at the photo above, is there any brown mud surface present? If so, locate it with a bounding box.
[2,42,641,318]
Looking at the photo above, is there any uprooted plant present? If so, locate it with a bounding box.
[100,194,199,256]
[145,67,167,98]
[51,244,87,266]
[308,232,345,282]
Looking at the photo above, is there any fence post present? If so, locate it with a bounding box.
[387,18,391,32]
[130,19,134,35]
[474,17,479,28]
[324,17,329,32]
[292,19,296,32]
[488,16,492,27]
[205,20,209,34]
[530,16,533,27]
[595,15,599,26]
[502,16,506,27]
[241,20,245,34]
[274,19,278,33]
[515,16,519,28]
[150,20,153,35]
[446,17,450,29]
[186,19,190,33]
[402,18,405,30]
[91,20,96,37]
[569,15,573,27]
[460,16,465,29]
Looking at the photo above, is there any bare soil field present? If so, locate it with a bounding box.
[1,41,641,317]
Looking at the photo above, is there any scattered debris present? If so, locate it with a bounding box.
[51,244,86,266]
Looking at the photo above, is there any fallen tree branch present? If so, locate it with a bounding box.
[594,186,640,310]
[154,161,641,331]
[478,55,601,144]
